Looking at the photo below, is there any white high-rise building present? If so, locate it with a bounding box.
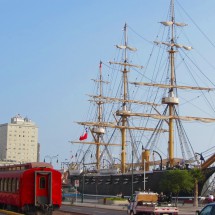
[0,114,39,163]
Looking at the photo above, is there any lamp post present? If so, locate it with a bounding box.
[43,154,59,165]
[75,149,92,203]
[143,158,146,191]
[127,140,143,195]
[131,148,134,195]
[75,149,85,203]
[153,150,162,170]
[82,156,85,203]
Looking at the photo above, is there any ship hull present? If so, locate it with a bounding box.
[70,170,182,196]
[70,168,212,197]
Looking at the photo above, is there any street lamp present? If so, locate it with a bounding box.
[82,156,85,203]
[75,149,92,203]
[131,142,143,195]
[153,150,162,170]
[131,148,134,195]
[43,154,59,165]
[143,158,146,191]
[75,149,85,203]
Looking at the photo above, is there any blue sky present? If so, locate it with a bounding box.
[0,0,215,168]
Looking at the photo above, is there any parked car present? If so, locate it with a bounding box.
[196,203,215,215]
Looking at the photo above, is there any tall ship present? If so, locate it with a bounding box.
[69,0,215,196]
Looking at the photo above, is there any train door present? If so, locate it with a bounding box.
[34,171,52,205]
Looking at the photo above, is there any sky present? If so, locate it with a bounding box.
[0,0,215,169]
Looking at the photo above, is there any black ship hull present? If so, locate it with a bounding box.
[70,167,215,197]
[70,170,188,196]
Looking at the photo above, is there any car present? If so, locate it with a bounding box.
[196,202,215,215]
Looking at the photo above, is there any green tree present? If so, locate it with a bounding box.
[159,169,194,205]
[190,168,204,207]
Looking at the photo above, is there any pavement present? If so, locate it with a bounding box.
[62,200,204,214]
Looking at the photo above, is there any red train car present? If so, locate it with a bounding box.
[0,162,62,214]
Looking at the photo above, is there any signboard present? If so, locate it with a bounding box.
[74,180,79,187]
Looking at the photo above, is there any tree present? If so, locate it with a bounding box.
[190,168,204,207]
[159,169,194,205]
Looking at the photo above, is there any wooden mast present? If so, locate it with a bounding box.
[71,0,215,173]
[71,62,107,171]
[130,0,214,167]
[95,61,103,170]
[168,0,176,167]
[121,23,128,174]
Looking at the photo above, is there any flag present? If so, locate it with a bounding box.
[79,128,88,141]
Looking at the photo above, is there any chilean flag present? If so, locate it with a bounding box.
[79,128,88,141]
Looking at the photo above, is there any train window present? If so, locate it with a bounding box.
[4,178,7,192]
[6,178,10,192]
[8,178,12,192]
[16,179,20,191]
[0,179,2,191]
[1,179,4,191]
[1,179,4,192]
[12,178,16,192]
[40,177,46,189]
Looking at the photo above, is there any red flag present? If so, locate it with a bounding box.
[79,128,88,141]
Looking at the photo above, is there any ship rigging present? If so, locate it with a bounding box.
[69,0,215,196]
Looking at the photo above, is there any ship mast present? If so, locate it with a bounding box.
[72,0,215,175]
[168,0,176,167]
[71,61,109,171]
[121,23,128,173]
[89,61,110,170]
[95,61,103,170]
[130,0,215,166]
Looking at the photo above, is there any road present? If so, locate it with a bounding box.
[59,205,126,215]
[0,201,204,215]
[0,206,203,215]
[57,203,203,215]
